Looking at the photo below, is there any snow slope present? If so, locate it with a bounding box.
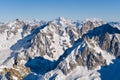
[0,18,120,80]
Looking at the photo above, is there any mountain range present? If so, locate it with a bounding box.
[0,17,120,80]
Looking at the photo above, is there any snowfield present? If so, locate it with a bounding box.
[0,18,120,80]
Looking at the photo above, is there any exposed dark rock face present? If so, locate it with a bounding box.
[0,18,120,80]
[80,21,95,35]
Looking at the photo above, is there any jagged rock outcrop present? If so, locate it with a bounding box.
[0,18,120,80]
[0,65,30,80]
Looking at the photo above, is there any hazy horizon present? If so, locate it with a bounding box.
[0,0,120,22]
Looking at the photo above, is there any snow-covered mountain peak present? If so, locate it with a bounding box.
[0,18,120,80]
[84,18,103,22]
[25,18,46,27]
[83,18,106,27]
[6,19,22,27]
[58,17,67,22]
[50,17,74,27]
[108,21,120,30]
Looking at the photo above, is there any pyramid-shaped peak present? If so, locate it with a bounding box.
[57,17,67,21]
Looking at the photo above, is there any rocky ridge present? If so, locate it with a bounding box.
[0,17,120,80]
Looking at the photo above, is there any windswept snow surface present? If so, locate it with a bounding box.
[0,22,23,67]
[0,18,120,80]
[44,66,101,80]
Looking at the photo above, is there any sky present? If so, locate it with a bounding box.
[0,0,120,22]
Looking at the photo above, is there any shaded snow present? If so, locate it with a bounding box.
[44,66,101,80]
[23,73,45,80]
[65,66,100,80]
[0,18,120,80]
[98,58,120,80]
[0,49,14,67]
